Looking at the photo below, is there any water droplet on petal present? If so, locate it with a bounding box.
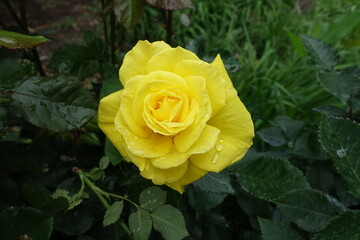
[216,144,223,152]
[133,135,138,140]
[219,139,224,143]
[211,153,219,164]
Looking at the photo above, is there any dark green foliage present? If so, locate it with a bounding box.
[1,0,360,239]
[312,211,360,240]
[235,157,310,200]
[258,218,305,240]
[10,75,97,132]
[319,116,360,199]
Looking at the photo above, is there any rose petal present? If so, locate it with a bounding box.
[174,76,211,153]
[140,160,188,185]
[150,125,219,169]
[132,71,189,127]
[166,163,207,193]
[98,91,127,160]
[211,54,234,89]
[190,87,254,172]
[175,60,226,116]
[147,47,199,73]
[119,40,171,86]
[115,110,173,158]
[120,76,152,138]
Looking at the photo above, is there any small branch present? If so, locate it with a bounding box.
[31,48,46,76]
[165,10,173,46]
[18,0,28,31]
[3,0,25,30]
[100,0,109,44]
[0,90,14,95]
[76,169,132,237]
[110,9,116,64]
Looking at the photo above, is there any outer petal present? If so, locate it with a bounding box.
[120,76,152,138]
[175,60,226,116]
[150,125,220,169]
[166,163,207,194]
[190,87,254,172]
[140,160,188,185]
[119,40,171,86]
[98,91,126,157]
[147,47,199,73]
[98,90,147,170]
[211,54,234,89]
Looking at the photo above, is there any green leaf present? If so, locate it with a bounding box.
[235,157,310,200]
[192,172,234,194]
[105,138,123,165]
[146,0,194,10]
[258,218,305,240]
[274,116,305,142]
[319,116,360,199]
[0,30,49,49]
[312,210,360,240]
[293,132,329,160]
[99,63,122,99]
[0,104,8,139]
[151,204,189,240]
[129,209,152,240]
[23,184,69,215]
[275,189,346,232]
[286,31,306,57]
[54,206,94,235]
[301,35,338,70]
[103,201,124,227]
[113,0,146,28]
[80,132,101,146]
[317,67,360,105]
[257,127,287,147]
[0,58,34,90]
[322,11,360,44]
[11,75,97,132]
[139,186,166,212]
[49,33,107,79]
[187,186,227,211]
[0,207,53,240]
[52,189,83,210]
[0,176,20,210]
[99,156,110,170]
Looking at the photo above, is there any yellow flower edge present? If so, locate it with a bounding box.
[98,40,255,193]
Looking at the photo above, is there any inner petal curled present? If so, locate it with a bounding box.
[143,88,197,136]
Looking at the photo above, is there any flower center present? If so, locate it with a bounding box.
[143,88,197,136]
[153,96,180,121]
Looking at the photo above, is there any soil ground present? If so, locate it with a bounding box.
[1,0,100,63]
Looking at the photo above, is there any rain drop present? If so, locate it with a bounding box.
[336,148,346,158]
[211,153,219,164]
[133,135,138,140]
[219,139,224,143]
[215,144,223,152]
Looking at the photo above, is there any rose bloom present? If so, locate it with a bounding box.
[98,41,254,193]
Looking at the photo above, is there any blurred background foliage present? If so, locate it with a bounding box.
[1,0,360,239]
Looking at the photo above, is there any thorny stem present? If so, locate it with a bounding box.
[76,170,132,237]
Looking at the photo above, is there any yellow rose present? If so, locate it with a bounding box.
[98,40,254,193]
